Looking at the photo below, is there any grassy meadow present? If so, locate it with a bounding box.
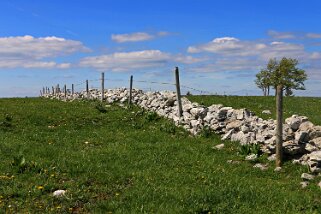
[0,97,321,213]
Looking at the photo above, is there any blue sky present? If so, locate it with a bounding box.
[1,0,321,97]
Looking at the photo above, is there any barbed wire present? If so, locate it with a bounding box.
[180,85,217,95]
[45,76,222,96]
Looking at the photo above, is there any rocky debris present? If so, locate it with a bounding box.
[262,110,272,114]
[299,151,321,173]
[285,115,308,131]
[213,143,225,150]
[53,190,66,197]
[274,167,282,172]
[301,173,315,181]
[300,181,309,188]
[253,163,269,171]
[245,154,258,161]
[283,141,305,155]
[227,160,240,164]
[42,87,321,173]
[267,154,276,162]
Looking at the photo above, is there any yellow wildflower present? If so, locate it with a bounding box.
[37,185,44,190]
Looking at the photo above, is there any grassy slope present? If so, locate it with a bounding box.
[0,98,321,213]
[188,95,321,125]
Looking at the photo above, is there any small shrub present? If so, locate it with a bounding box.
[238,143,262,156]
[95,103,107,113]
[144,111,159,122]
[160,123,176,134]
[238,144,251,156]
[0,114,13,130]
[12,153,41,173]
[5,114,13,122]
[131,121,143,129]
[250,143,262,156]
[134,110,145,118]
[200,126,212,138]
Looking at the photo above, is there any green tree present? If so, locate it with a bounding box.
[255,58,276,96]
[255,57,307,96]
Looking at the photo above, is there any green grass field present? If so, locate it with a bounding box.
[1,98,321,213]
[188,95,321,125]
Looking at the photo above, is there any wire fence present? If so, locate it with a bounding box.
[41,68,220,97]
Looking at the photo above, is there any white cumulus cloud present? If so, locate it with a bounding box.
[267,30,296,39]
[186,36,321,82]
[111,31,171,43]
[188,37,267,57]
[306,33,321,39]
[79,50,201,72]
[111,32,154,43]
[80,50,170,72]
[0,35,89,69]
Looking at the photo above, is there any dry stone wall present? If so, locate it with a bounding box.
[42,88,321,172]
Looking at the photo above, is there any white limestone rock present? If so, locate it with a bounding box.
[301,173,315,181]
[262,110,272,115]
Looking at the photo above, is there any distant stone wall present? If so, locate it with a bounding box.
[42,88,321,173]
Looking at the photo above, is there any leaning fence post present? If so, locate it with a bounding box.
[128,75,133,106]
[276,85,283,167]
[72,84,74,96]
[101,72,105,102]
[40,90,43,96]
[64,84,67,98]
[175,67,183,117]
[86,80,89,98]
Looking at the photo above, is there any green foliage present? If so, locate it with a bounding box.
[12,153,41,173]
[238,144,251,156]
[238,144,262,156]
[0,113,13,130]
[131,121,143,129]
[144,111,159,122]
[255,57,307,96]
[200,125,212,138]
[160,122,176,134]
[94,103,107,113]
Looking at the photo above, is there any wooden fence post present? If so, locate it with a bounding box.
[86,80,89,98]
[64,84,67,98]
[101,72,105,102]
[128,75,133,106]
[72,84,74,96]
[52,86,54,95]
[175,67,183,117]
[57,84,60,94]
[40,90,42,96]
[276,85,283,167]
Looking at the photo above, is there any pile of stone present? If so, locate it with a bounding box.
[41,88,321,173]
